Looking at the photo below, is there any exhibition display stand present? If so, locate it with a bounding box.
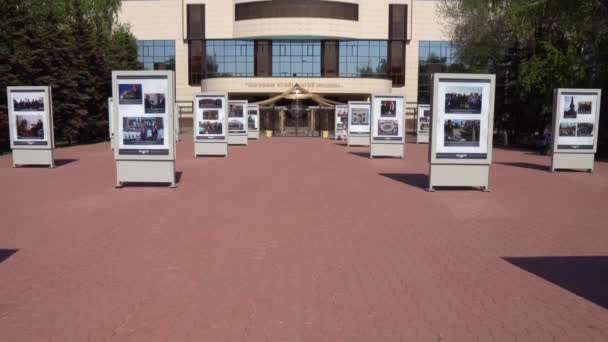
[7,86,55,168]
[334,105,348,140]
[550,88,602,172]
[370,94,405,158]
[108,97,115,151]
[416,104,431,144]
[428,73,496,191]
[193,92,228,157]
[111,70,177,188]
[247,104,260,139]
[347,101,371,147]
[227,100,248,145]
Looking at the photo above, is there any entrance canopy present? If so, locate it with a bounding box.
[255,83,344,107]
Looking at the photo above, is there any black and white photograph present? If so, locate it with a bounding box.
[563,96,578,118]
[122,117,164,145]
[13,95,44,112]
[144,93,166,113]
[351,108,369,125]
[577,101,592,114]
[422,109,431,118]
[199,121,223,135]
[228,119,244,131]
[445,86,483,114]
[419,122,430,132]
[229,104,244,118]
[377,120,399,136]
[248,115,256,129]
[202,110,219,120]
[199,98,222,109]
[15,115,44,139]
[559,122,577,137]
[444,119,481,147]
[380,101,397,117]
[577,123,594,137]
[119,84,143,105]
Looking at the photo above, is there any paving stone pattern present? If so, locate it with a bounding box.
[0,138,607,341]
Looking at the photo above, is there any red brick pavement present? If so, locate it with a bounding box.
[0,137,607,341]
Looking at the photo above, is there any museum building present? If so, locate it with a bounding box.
[119,0,455,136]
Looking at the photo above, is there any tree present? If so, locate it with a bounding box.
[440,0,608,154]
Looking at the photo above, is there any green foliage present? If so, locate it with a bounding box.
[0,0,139,151]
[440,0,608,153]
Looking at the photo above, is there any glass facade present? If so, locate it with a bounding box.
[188,39,402,85]
[205,40,254,77]
[272,40,321,77]
[417,41,462,104]
[137,40,176,71]
[339,41,388,78]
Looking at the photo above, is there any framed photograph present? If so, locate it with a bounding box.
[228,104,244,118]
[144,93,166,114]
[198,121,223,135]
[122,117,165,145]
[203,110,219,120]
[377,119,399,136]
[444,119,481,147]
[247,107,258,130]
[118,84,143,105]
[380,100,397,117]
[435,78,491,156]
[228,119,244,131]
[13,94,44,112]
[351,108,369,125]
[555,92,599,149]
[199,98,222,109]
[444,86,483,114]
[15,114,45,139]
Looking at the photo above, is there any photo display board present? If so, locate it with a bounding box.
[554,90,601,151]
[417,104,431,134]
[433,77,493,160]
[195,94,226,141]
[8,87,52,147]
[371,95,405,142]
[228,101,247,134]
[247,104,259,131]
[115,74,172,156]
[334,105,348,139]
[348,101,371,135]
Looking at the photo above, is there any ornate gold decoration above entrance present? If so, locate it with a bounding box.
[255,83,344,107]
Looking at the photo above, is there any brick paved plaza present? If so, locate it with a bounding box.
[0,138,607,341]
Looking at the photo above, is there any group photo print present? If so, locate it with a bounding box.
[119,84,143,105]
[198,121,223,135]
[13,94,45,112]
[15,115,45,140]
[351,108,369,125]
[445,86,483,114]
[122,117,164,145]
[228,119,244,131]
[444,119,481,147]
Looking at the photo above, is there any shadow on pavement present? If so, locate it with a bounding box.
[495,162,549,172]
[380,173,428,190]
[0,249,17,264]
[54,159,79,167]
[504,256,608,310]
[349,152,370,159]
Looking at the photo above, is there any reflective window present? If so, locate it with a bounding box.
[205,40,254,77]
[272,40,321,77]
[137,40,176,71]
[338,41,388,78]
[417,41,463,103]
